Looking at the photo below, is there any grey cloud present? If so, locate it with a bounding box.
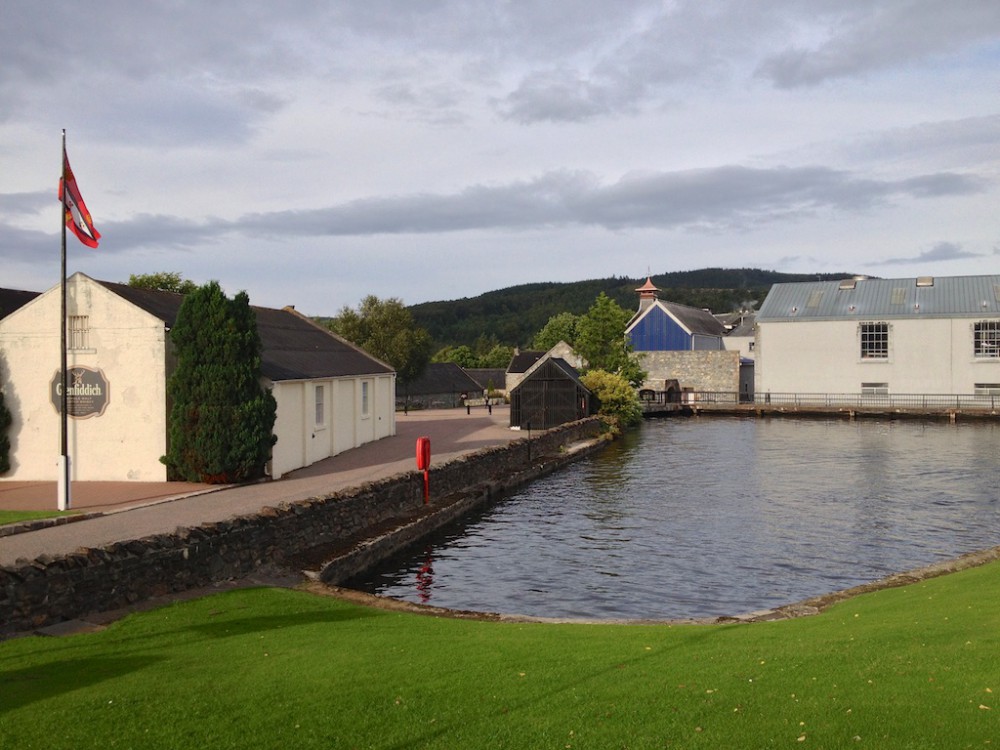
[4,164,985,257]
[757,1,1000,88]
[237,165,985,237]
[498,70,629,123]
[873,241,985,266]
[0,191,54,218]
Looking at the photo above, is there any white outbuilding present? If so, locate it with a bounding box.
[0,273,395,482]
[755,274,1000,397]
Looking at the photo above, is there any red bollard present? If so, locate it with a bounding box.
[416,436,431,503]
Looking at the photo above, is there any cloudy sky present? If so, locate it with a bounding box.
[2,1,999,316]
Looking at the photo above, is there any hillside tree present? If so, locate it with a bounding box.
[127,271,198,294]
[533,311,581,350]
[576,293,646,387]
[329,295,433,394]
[162,281,277,483]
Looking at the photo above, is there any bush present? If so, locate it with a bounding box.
[162,282,277,483]
[0,384,11,475]
[581,369,642,432]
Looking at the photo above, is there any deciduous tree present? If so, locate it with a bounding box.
[575,293,646,387]
[127,272,198,295]
[532,312,580,350]
[329,296,432,395]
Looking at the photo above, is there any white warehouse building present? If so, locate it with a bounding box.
[0,274,396,482]
[755,274,1000,397]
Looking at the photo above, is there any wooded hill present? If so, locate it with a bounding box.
[410,267,854,348]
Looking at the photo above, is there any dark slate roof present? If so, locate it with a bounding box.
[464,368,507,390]
[96,279,393,381]
[659,301,727,336]
[511,357,589,393]
[507,350,544,374]
[0,288,41,320]
[403,362,482,396]
[757,275,1000,322]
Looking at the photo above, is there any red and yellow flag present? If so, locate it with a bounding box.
[59,152,100,248]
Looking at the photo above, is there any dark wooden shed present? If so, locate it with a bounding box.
[509,357,592,430]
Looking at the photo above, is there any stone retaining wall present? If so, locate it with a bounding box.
[0,418,603,636]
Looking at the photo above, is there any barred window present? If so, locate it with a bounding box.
[68,315,90,350]
[860,322,889,359]
[974,321,1000,358]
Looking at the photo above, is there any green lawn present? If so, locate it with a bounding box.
[0,510,66,527]
[1,561,998,749]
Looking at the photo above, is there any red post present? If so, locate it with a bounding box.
[416,437,431,503]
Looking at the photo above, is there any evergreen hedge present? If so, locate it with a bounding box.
[162,282,277,483]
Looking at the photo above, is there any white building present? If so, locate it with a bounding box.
[755,275,1000,396]
[0,274,395,482]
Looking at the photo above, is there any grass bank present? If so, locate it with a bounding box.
[2,561,998,749]
[0,510,65,527]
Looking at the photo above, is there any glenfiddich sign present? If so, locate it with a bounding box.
[50,366,110,419]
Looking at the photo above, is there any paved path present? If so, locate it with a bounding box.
[0,406,519,567]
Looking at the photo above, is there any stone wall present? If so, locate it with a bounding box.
[639,350,740,393]
[0,418,602,636]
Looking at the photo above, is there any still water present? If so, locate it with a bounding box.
[345,417,1000,620]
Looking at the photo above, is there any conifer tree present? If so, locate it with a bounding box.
[162,282,277,483]
[0,378,11,475]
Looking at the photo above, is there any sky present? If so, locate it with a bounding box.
[2,1,999,317]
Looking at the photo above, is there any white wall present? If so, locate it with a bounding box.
[0,275,169,481]
[269,373,396,480]
[756,317,1000,394]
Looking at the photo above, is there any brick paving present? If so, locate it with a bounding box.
[0,406,519,566]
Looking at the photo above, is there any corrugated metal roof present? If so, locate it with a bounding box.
[97,280,392,381]
[757,275,1000,322]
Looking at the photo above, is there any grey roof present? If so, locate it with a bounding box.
[403,362,482,396]
[627,300,726,336]
[0,288,41,320]
[464,368,507,390]
[510,357,589,393]
[97,280,393,381]
[757,275,1000,322]
[507,350,545,374]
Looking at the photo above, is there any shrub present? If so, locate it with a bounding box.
[162,282,277,483]
[581,369,642,432]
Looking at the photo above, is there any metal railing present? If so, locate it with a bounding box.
[661,391,1000,411]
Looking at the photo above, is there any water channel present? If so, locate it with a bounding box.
[345,417,1000,620]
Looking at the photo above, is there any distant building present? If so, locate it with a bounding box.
[755,274,1000,396]
[0,273,395,482]
[399,362,484,409]
[626,278,740,396]
[509,356,592,430]
[505,349,545,394]
[465,368,507,397]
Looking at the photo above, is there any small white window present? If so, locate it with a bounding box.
[68,315,90,350]
[314,385,325,427]
[361,381,370,416]
[861,382,889,395]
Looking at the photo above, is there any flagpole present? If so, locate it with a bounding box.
[58,129,71,511]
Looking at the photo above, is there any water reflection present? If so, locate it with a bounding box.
[346,417,1000,620]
